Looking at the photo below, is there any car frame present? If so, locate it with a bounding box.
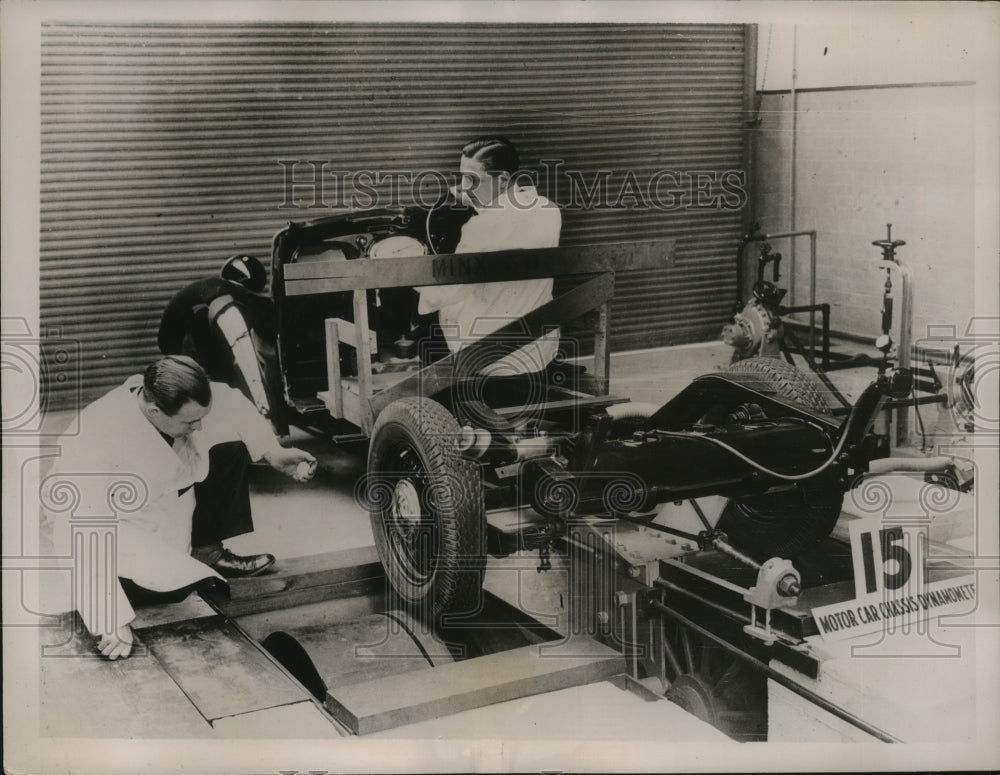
[160,205,911,621]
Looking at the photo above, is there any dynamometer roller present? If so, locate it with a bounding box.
[159,204,918,739]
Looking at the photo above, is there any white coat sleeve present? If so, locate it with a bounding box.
[203,382,281,460]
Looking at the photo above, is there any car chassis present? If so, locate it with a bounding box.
[160,206,916,739]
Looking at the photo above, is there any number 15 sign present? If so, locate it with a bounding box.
[812,517,976,642]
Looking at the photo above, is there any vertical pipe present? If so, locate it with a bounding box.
[788,26,798,308]
[809,229,817,353]
[896,263,914,447]
[742,24,760,235]
[740,24,760,314]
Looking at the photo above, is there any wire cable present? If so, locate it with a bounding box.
[654,417,845,482]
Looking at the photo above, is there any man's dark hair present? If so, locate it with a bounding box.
[462,136,520,176]
[143,355,211,415]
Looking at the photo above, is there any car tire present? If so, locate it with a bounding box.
[722,355,831,411]
[715,356,843,559]
[367,397,485,623]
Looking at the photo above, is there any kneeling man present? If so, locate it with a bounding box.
[42,355,316,660]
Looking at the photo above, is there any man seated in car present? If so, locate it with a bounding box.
[415,136,562,385]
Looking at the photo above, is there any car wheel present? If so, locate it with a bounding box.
[715,357,843,558]
[367,397,485,623]
[721,355,831,411]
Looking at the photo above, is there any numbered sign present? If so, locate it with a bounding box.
[849,518,926,598]
[811,517,976,642]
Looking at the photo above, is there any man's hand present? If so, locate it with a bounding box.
[263,445,317,483]
[97,625,134,660]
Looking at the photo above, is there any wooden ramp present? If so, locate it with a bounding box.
[325,634,625,735]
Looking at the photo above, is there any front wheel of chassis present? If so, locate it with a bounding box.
[367,397,485,624]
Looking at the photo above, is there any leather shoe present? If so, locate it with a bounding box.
[211,548,275,578]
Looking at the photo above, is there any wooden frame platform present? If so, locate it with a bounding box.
[283,239,675,433]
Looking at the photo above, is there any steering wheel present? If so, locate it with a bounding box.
[424,193,473,255]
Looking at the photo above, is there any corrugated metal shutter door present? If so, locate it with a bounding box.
[41,22,749,409]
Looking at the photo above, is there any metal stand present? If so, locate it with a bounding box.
[872,224,914,448]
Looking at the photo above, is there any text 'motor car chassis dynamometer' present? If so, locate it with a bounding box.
[158,204,970,742]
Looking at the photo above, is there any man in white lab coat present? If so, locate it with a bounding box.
[416,136,562,379]
[41,355,316,660]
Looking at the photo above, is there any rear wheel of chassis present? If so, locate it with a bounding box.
[721,355,832,411]
[716,357,843,558]
[367,397,485,624]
